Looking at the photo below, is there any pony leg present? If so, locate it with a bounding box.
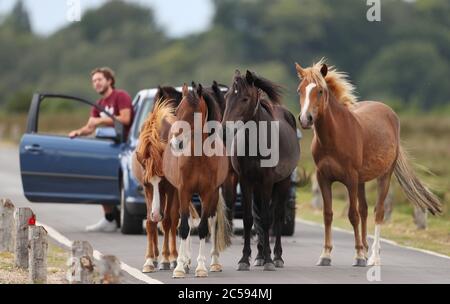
[222,171,238,229]
[368,172,392,266]
[259,186,275,271]
[237,180,253,271]
[252,191,265,267]
[346,181,366,267]
[143,220,158,273]
[169,200,179,269]
[173,191,191,278]
[195,214,209,277]
[208,215,222,272]
[357,183,369,258]
[272,177,290,268]
[159,215,171,271]
[316,173,333,266]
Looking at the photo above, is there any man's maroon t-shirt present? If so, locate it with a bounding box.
[91,89,134,139]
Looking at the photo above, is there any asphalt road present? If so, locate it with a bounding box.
[1,145,449,284]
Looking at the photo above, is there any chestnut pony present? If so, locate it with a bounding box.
[295,59,442,267]
[163,83,232,278]
[132,99,181,272]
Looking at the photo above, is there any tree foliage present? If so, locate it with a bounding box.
[0,0,448,113]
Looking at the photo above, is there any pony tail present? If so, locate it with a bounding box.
[215,188,232,252]
[394,146,442,215]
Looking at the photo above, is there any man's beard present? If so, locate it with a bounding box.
[99,86,109,96]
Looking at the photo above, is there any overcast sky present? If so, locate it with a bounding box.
[0,0,214,37]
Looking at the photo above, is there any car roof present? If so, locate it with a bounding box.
[134,85,228,101]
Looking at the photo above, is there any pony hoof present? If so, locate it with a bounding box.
[153,261,158,267]
[170,261,177,269]
[253,258,264,267]
[352,258,367,267]
[263,262,276,271]
[142,265,156,273]
[210,264,223,272]
[159,262,171,271]
[274,260,284,268]
[195,269,208,277]
[317,257,332,266]
[172,270,186,278]
[237,263,250,271]
[367,257,381,266]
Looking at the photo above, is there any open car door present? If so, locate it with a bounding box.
[19,93,125,204]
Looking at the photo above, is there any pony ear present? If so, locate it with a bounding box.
[245,70,255,85]
[295,62,305,78]
[197,83,203,97]
[235,69,241,77]
[182,83,189,97]
[320,64,328,77]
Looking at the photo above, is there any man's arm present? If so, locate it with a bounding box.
[68,117,98,138]
[88,109,132,128]
[68,109,131,139]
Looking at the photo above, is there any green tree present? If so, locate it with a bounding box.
[3,0,31,34]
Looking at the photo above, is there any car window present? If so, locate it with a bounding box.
[37,97,91,136]
[133,97,154,139]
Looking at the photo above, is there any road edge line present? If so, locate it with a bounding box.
[296,218,450,261]
[37,221,163,284]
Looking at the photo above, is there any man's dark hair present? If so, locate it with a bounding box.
[91,67,116,89]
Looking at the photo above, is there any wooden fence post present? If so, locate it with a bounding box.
[98,255,122,284]
[0,198,15,252]
[14,207,34,268]
[28,226,47,283]
[68,241,94,284]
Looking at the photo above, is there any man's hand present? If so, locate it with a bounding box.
[69,130,80,138]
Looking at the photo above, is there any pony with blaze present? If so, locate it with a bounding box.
[132,99,181,272]
[295,59,442,266]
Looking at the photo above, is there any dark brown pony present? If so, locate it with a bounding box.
[222,70,300,271]
[163,83,232,278]
[295,59,442,266]
[132,100,181,272]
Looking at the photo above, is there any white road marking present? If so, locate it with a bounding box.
[296,219,450,261]
[37,221,163,284]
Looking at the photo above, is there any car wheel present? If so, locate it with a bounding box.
[120,184,143,235]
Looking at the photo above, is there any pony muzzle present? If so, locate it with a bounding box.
[299,112,313,129]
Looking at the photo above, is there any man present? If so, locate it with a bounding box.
[69,67,133,232]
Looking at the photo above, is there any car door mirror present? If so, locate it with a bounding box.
[95,127,118,141]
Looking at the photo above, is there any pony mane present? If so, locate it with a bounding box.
[252,75,283,105]
[154,86,182,110]
[202,90,223,122]
[136,98,175,181]
[303,58,357,108]
[232,74,281,117]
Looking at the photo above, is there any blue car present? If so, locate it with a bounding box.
[20,89,299,235]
